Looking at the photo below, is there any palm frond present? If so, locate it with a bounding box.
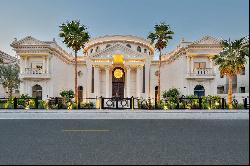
[147,22,174,52]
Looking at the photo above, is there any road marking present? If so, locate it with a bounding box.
[62,129,111,132]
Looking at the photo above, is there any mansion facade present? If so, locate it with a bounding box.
[2,35,248,103]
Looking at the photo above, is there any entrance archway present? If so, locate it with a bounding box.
[194,85,205,97]
[112,67,125,98]
[32,84,42,100]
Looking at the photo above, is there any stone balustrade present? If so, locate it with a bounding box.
[20,68,51,79]
[186,68,215,79]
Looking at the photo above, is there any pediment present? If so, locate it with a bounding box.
[90,43,146,59]
[192,36,222,45]
[11,36,47,47]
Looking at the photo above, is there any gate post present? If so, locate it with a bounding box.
[14,97,17,109]
[100,96,103,109]
[131,96,134,110]
[35,97,39,109]
[244,98,248,109]
[176,98,179,109]
[55,97,58,109]
[148,97,152,110]
[116,97,119,109]
[199,97,202,109]
[222,98,225,109]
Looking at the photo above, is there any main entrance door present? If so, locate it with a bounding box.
[32,84,42,100]
[112,67,125,98]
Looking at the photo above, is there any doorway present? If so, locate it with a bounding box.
[194,85,205,97]
[32,84,42,100]
[112,67,125,98]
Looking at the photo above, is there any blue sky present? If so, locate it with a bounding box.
[0,0,249,57]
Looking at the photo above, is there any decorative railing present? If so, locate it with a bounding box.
[1,97,249,110]
[24,68,43,74]
[20,68,51,79]
[187,68,215,78]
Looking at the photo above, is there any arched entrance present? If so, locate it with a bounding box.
[32,84,42,100]
[112,67,125,98]
[194,85,205,97]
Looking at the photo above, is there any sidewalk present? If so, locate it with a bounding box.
[0,109,249,119]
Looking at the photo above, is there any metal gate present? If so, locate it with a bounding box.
[101,97,132,109]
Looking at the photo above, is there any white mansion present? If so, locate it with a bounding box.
[1,35,249,103]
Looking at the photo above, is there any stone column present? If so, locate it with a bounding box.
[46,56,49,74]
[209,57,214,75]
[20,56,24,74]
[136,66,142,98]
[186,56,190,75]
[145,60,150,98]
[190,56,194,73]
[126,66,131,98]
[86,62,92,99]
[94,66,100,97]
[43,56,46,74]
[24,56,28,73]
[105,66,110,98]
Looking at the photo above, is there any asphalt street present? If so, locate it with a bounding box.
[0,120,248,165]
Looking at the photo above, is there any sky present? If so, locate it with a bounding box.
[0,0,249,57]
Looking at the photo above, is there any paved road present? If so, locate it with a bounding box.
[0,120,248,165]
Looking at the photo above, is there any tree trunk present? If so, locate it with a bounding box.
[74,51,78,108]
[227,76,233,109]
[157,50,162,106]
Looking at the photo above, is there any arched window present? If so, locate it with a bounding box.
[90,49,93,54]
[149,51,151,55]
[96,46,99,52]
[194,85,205,97]
[32,84,42,100]
[137,46,141,52]
[126,44,131,48]
[144,49,147,53]
[106,44,111,48]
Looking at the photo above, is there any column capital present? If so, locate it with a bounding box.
[105,65,110,70]
[137,65,144,69]
[93,65,100,68]
[126,65,131,71]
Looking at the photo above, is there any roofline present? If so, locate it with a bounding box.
[84,35,154,53]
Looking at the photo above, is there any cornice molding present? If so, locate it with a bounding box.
[90,42,147,59]
[84,35,155,53]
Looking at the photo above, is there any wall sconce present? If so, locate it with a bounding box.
[78,71,83,77]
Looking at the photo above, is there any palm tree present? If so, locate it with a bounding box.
[0,64,20,98]
[213,37,249,109]
[147,22,174,106]
[59,20,90,107]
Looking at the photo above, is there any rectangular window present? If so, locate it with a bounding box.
[31,62,43,69]
[91,66,94,93]
[240,87,246,93]
[194,62,206,69]
[217,86,224,94]
[31,62,43,74]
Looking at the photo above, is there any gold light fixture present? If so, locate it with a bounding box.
[113,54,124,64]
[114,69,123,79]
